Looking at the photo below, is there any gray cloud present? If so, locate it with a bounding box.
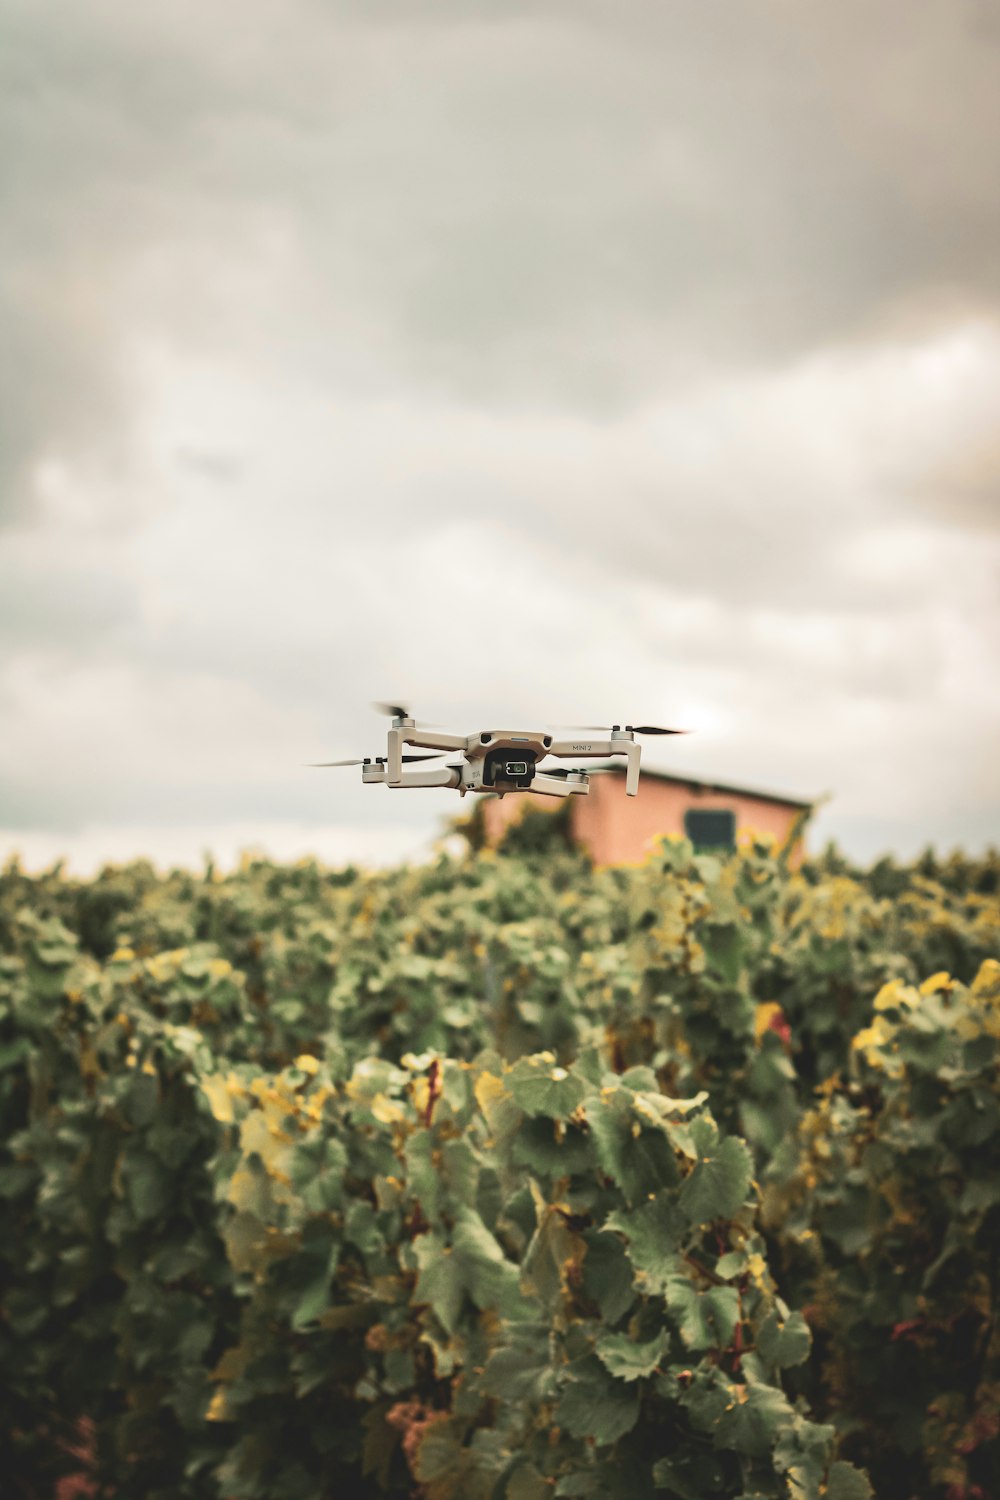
[1,0,998,866]
[0,556,136,645]
[916,434,1000,531]
[5,1,1000,477]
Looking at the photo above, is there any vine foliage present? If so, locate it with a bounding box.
[1,840,997,1497]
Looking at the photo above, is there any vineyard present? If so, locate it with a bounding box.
[1,818,998,1500]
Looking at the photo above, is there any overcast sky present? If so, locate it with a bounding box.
[2,0,999,873]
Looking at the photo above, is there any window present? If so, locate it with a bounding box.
[684,808,736,852]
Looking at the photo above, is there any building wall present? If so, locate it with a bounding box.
[479,773,806,865]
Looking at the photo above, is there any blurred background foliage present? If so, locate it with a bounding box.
[1,831,997,1498]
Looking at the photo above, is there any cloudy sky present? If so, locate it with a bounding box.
[2,0,999,873]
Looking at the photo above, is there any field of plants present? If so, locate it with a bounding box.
[1,813,998,1500]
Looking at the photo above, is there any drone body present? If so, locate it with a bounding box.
[311,706,687,799]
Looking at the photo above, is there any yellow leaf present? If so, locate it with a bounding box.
[211,1344,251,1383]
[919,972,953,996]
[295,1054,320,1075]
[206,1389,230,1422]
[971,958,1000,1001]
[240,1110,294,1175]
[873,980,908,1012]
[746,1252,769,1288]
[202,1074,235,1124]
[370,1093,406,1125]
[227,1169,265,1213]
[852,1015,903,1076]
[473,1070,509,1131]
[411,1077,430,1117]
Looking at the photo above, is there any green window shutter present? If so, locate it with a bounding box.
[684,808,736,852]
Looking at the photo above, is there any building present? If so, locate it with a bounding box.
[479,764,814,865]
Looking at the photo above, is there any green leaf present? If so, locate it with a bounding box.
[413,1233,463,1336]
[507,1056,588,1118]
[773,1418,837,1495]
[618,1066,660,1092]
[512,1117,593,1177]
[824,1462,874,1500]
[653,1450,727,1496]
[555,1476,603,1497]
[665,1279,740,1351]
[404,1132,442,1223]
[452,1206,523,1315]
[757,1310,811,1369]
[521,1201,583,1310]
[585,1091,681,1205]
[441,1137,479,1201]
[121,1150,170,1221]
[474,1068,524,1149]
[582,1231,638,1324]
[703,922,743,984]
[602,1193,686,1295]
[0,1037,30,1072]
[556,1356,641,1445]
[124,1071,160,1127]
[713,1378,795,1459]
[482,1330,556,1405]
[507,1464,552,1500]
[344,1200,382,1258]
[595,1328,669,1381]
[291,1274,332,1330]
[679,1135,753,1224]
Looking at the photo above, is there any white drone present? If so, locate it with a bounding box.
[309,703,687,799]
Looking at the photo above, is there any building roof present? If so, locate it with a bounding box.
[590,763,815,811]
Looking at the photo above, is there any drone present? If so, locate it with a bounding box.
[308,703,687,799]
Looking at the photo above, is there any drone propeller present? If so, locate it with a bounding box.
[554,722,688,736]
[372,700,439,726]
[306,753,446,767]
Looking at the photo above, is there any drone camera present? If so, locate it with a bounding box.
[483,748,537,788]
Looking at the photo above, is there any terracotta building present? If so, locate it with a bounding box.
[480,764,814,866]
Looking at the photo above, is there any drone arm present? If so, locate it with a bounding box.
[387,727,403,784]
[376,764,461,789]
[403,731,468,752]
[546,737,641,796]
[623,739,641,796]
[546,738,614,758]
[531,772,588,799]
[397,765,462,789]
[386,728,466,784]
